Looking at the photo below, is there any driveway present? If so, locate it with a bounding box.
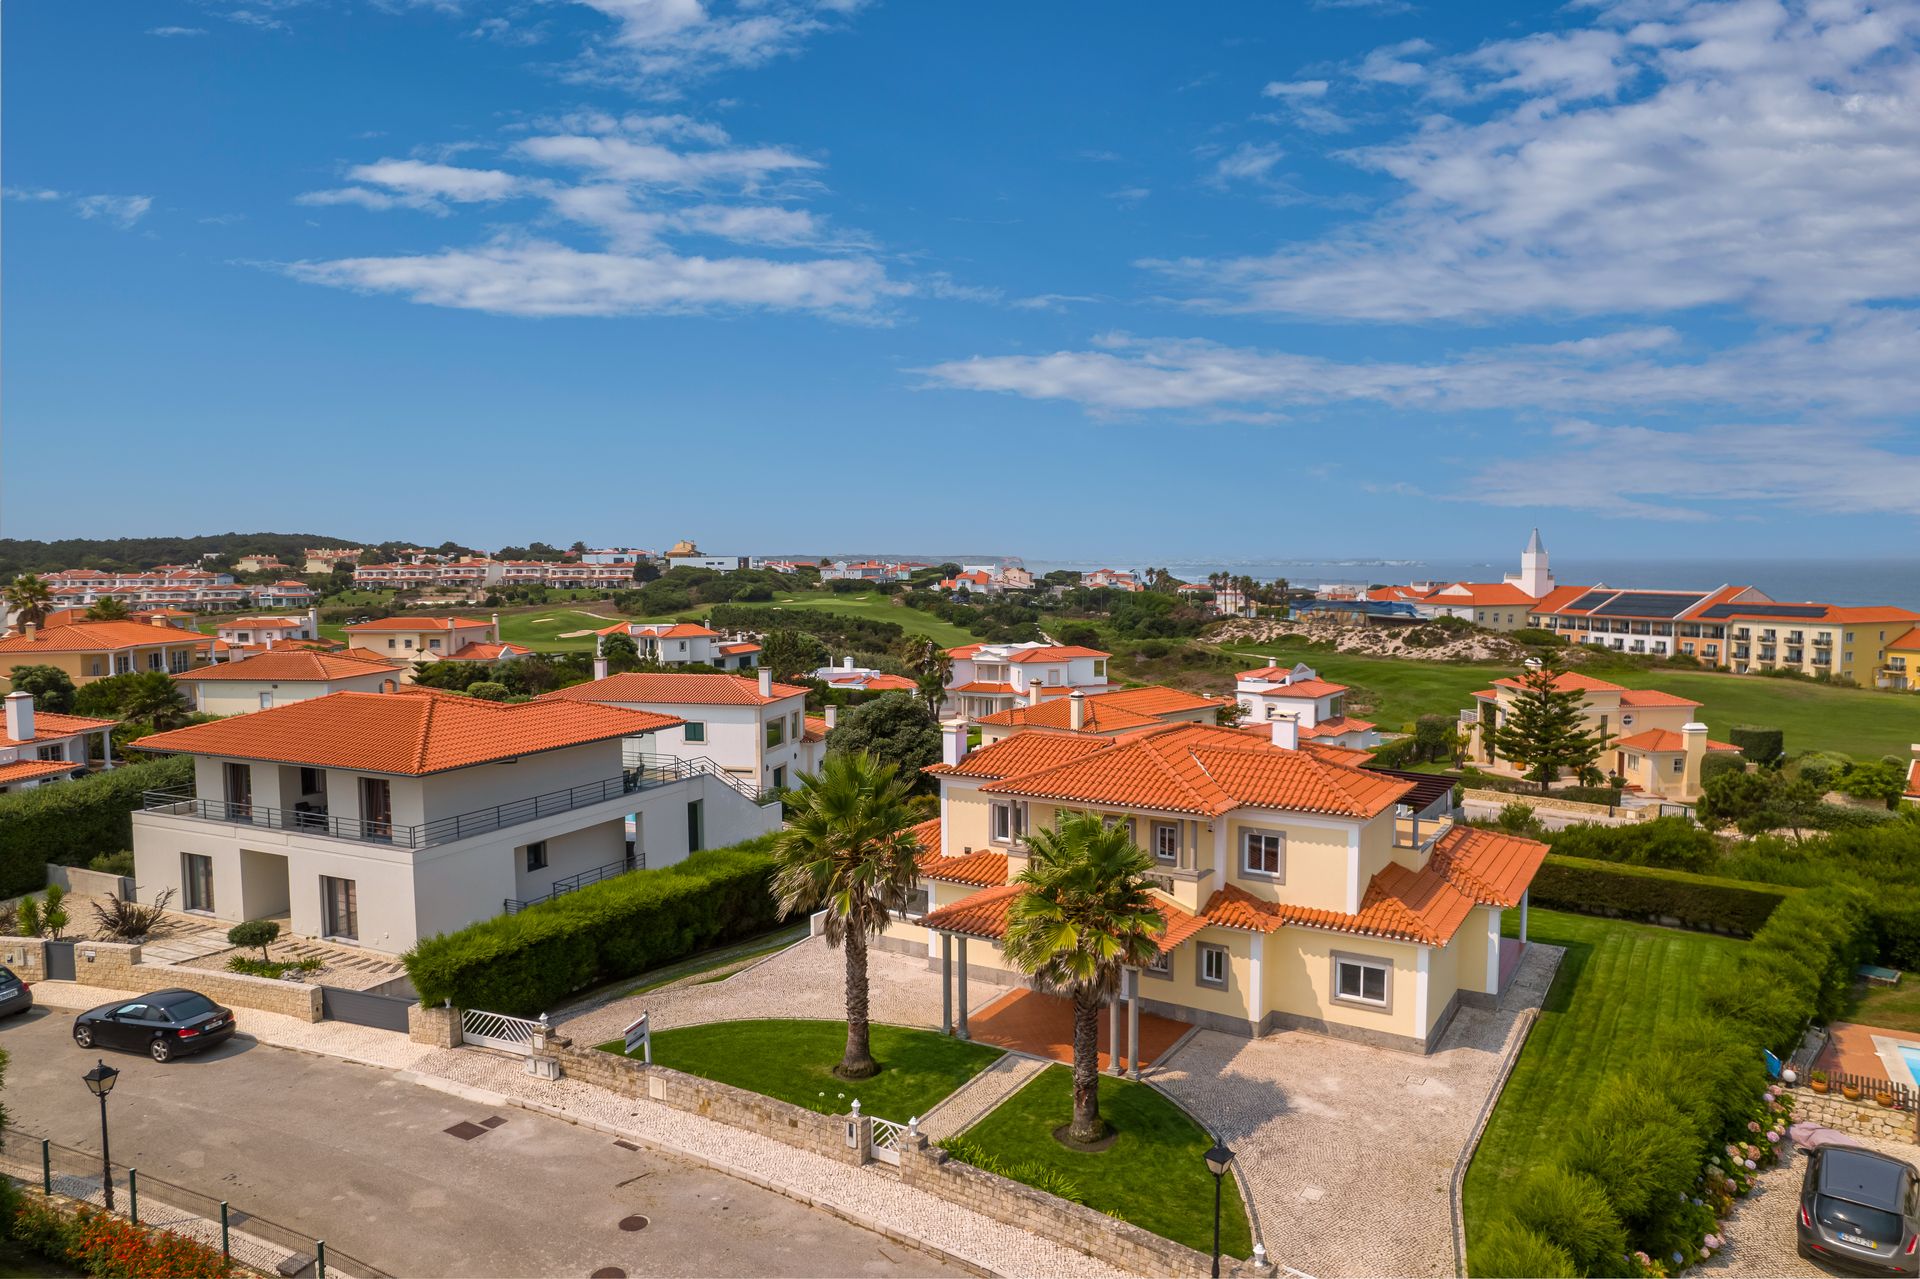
[1153,943,1560,1279]
[0,1006,969,1278]
[1703,1135,1920,1277]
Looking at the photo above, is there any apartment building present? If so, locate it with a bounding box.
[0,618,213,684]
[1082,569,1142,591]
[542,669,824,794]
[885,721,1541,1054]
[0,692,116,793]
[350,559,634,591]
[303,548,366,574]
[1234,664,1380,748]
[31,567,309,615]
[213,611,325,658]
[1885,628,1920,691]
[821,559,923,583]
[131,689,779,953]
[177,649,405,715]
[943,642,1112,722]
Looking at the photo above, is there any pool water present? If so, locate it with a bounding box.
[1894,1044,1920,1088]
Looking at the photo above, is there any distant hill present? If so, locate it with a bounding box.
[0,532,373,578]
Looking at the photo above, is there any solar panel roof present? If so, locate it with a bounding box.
[1697,602,1832,620]
[1590,591,1705,619]
[1564,590,1616,612]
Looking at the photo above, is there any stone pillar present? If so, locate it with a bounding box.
[1127,968,1142,1080]
[956,937,970,1040]
[408,1002,463,1048]
[1520,890,1530,943]
[1109,984,1123,1074]
[940,933,953,1036]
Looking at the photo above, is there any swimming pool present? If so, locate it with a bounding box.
[1891,1042,1920,1089]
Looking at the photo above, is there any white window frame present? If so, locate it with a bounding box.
[1151,820,1180,865]
[1197,944,1228,988]
[990,801,1026,845]
[1332,953,1391,1009]
[1144,950,1172,979]
[1242,830,1285,880]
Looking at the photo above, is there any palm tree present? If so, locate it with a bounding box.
[3,574,53,631]
[118,672,191,730]
[85,597,131,621]
[1003,814,1166,1145]
[771,751,922,1080]
[905,636,952,717]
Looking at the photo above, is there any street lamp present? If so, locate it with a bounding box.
[1204,1139,1236,1279]
[82,1059,119,1211]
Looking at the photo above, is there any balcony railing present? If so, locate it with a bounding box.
[504,853,637,914]
[140,753,767,851]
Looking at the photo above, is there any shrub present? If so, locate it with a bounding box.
[1467,1219,1578,1279]
[0,755,193,895]
[1527,856,1792,936]
[1562,1076,1704,1234]
[227,954,323,978]
[87,850,135,876]
[1703,886,1872,1052]
[1511,628,1563,647]
[14,1196,233,1278]
[227,918,280,960]
[1792,751,1851,791]
[1698,750,1747,785]
[1507,1166,1626,1276]
[466,681,510,702]
[1547,817,1717,873]
[1494,802,1548,839]
[404,837,780,1014]
[90,888,175,940]
[1727,725,1784,766]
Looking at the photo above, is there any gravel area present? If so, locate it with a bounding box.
[1154,943,1562,1279]
[555,936,1010,1046]
[1702,1134,1920,1277]
[918,1054,1049,1141]
[411,1046,1130,1279]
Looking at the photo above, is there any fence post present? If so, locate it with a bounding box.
[41,1139,50,1193]
[220,1201,230,1257]
[129,1168,138,1225]
[316,1240,326,1279]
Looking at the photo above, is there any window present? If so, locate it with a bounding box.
[524,840,548,872]
[1243,831,1284,878]
[403,639,415,650]
[359,777,393,840]
[684,721,706,743]
[259,692,273,710]
[147,651,164,671]
[1152,821,1180,864]
[322,876,359,941]
[1672,756,1685,775]
[772,766,786,790]
[1145,950,1172,978]
[387,639,397,650]
[1333,954,1390,1008]
[765,718,785,747]
[428,638,441,650]
[687,799,704,852]
[223,762,253,813]
[1197,944,1228,988]
[990,802,1026,844]
[182,853,215,913]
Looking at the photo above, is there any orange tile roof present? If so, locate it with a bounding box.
[908,816,942,850]
[342,616,488,632]
[1297,717,1375,739]
[0,758,82,786]
[1005,645,1110,663]
[1300,741,1373,767]
[1617,688,1701,708]
[925,731,1113,780]
[946,644,986,660]
[1238,672,1349,699]
[1421,582,1540,607]
[2,709,118,746]
[1089,685,1226,717]
[132,688,682,775]
[1884,627,1920,651]
[921,883,1206,955]
[540,672,807,707]
[974,698,1163,735]
[440,641,532,662]
[176,650,406,683]
[948,681,1016,696]
[602,621,719,639]
[976,723,1413,819]
[916,846,1011,888]
[717,642,762,656]
[1428,826,1550,908]
[827,673,916,691]
[1613,728,1740,753]
[1491,670,1628,695]
[0,620,214,654]
[1907,760,1920,799]
[802,714,831,743]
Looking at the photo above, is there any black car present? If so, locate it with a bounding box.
[1799,1145,1920,1275]
[0,965,31,1018]
[72,989,235,1062]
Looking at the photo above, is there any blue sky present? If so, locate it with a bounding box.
[6,0,1919,561]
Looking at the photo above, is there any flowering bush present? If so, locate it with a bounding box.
[7,1194,232,1278]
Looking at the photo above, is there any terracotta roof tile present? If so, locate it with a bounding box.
[133,688,681,775]
[921,883,1205,955]
[1427,826,1550,908]
[925,732,1113,780]
[0,759,83,786]
[916,847,1010,888]
[1613,728,1739,753]
[1093,686,1227,717]
[1004,645,1110,663]
[0,620,214,654]
[1617,688,1701,708]
[440,641,532,661]
[1492,670,1628,695]
[802,715,831,743]
[1237,672,1349,699]
[177,650,405,682]
[974,698,1163,735]
[948,681,1017,696]
[342,616,488,632]
[1297,717,1375,739]
[540,673,807,707]
[1888,627,1920,652]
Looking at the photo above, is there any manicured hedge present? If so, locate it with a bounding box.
[0,755,192,897]
[1528,855,1795,937]
[403,836,780,1015]
[1727,725,1784,765]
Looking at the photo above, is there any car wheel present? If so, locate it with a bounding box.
[149,1038,172,1063]
[73,1024,93,1048]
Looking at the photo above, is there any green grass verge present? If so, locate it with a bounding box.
[1218,639,1915,759]
[599,1017,1003,1117]
[679,590,980,647]
[593,925,808,1000]
[959,1065,1252,1257]
[1840,979,1920,1035]
[1461,908,1746,1244]
[491,607,622,650]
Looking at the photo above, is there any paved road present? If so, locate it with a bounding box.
[0,1006,968,1279]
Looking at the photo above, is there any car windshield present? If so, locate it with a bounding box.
[1818,1195,1905,1243]
[159,993,218,1019]
[0,967,16,986]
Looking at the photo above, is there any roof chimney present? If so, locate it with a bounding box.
[491,613,501,643]
[1069,688,1086,732]
[843,655,855,671]
[22,622,36,639]
[593,655,609,681]
[307,607,321,638]
[758,666,774,698]
[5,691,34,743]
[150,613,169,626]
[941,718,969,767]
[1027,682,1042,707]
[824,704,838,730]
[1270,712,1298,751]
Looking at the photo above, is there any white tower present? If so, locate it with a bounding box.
[1514,528,1553,598]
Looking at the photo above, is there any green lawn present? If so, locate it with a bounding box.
[599,1018,1003,1117]
[1218,639,1917,759]
[492,606,621,650]
[1840,979,1920,1034]
[958,1065,1253,1258]
[1461,909,1746,1242]
[678,590,980,648]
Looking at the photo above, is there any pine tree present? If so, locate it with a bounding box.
[1487,662,1610,793]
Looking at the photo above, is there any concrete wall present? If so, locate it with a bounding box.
[45,864,135,899]
[190,669,393,716]
[3,937,324,1021]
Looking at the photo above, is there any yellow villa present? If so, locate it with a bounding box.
[0,617,213,684]
[883,721,1547,1057]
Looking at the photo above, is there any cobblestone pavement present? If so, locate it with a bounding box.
[1702,1134,1920,1277]
[1154,943,1562,1279]
[918,1054,1049,1141]
[554,936,1013,1046]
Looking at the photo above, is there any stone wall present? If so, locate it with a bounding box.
[545,1042,869,1166]
[3,937,324,1022]
[1792,1086,1920,1143]
[1461,788,1647,823]
[44,864,136,899]
[408,1002,462,1047]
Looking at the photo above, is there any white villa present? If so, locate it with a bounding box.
[1235,663,1380,749]
[0,692,117,793]
[943,642,1113,722]
[176,649,406,716]
[595,622,760,670]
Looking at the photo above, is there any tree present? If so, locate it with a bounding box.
[9,664,77,713]
[825,692,942,789]
[600,631,641,674]
[760,629,826,682]
[769,752,921,1080]
[84,598,132,621]
[1698,768,1821,837]
[2,575,53,630]
[1002,815,1165,1145]
[1486,662,1609,792]
[904,636,952,716]
[1840,760,1908,811]
[466,681,511,702]
[227,918,280,961]
[112,672,192,731]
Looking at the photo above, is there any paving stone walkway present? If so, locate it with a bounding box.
[917,1053,1049,1141]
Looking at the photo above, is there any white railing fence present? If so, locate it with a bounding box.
[461,1009,547,1056]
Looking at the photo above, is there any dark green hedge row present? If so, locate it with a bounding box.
[1704,885,1875,1054]
[0,755,192,897]
[403,837,781,1016]
[1529,855,1796,937]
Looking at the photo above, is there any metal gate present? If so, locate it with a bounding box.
[43,941,75,982]
[868,1114,911,1166]
[461,1009,546,1056]
[320,985,418,1032]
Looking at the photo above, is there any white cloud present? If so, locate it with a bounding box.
[73,194,153,228]
[3,187,64,202]
[147,26,209,36]
[675,203,828,246]
[1107,186,1151,204]
[469,16,547,45]
[282,239,903,318]
[514,133,817,189]
[1262,79,1329,98]
[1158,0,1920,322]
[224,9,291,31]
[566,0,865,93]
[296,186,426,213]
[347,159,523,202]
[1211,141,1285,184]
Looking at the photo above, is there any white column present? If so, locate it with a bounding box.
[1346,828,1362,913]
[1126,968,1142,1080]
[956,937,970,1040]
[1248,934,1265,1034]
[1485,909,1502,993]
[1520,891,1529,943]
[1108,981,1123,1074]
[940,933,953,1035]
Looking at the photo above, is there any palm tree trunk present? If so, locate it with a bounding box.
[839,929,879,1079]
[1068,986,1105,1143]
